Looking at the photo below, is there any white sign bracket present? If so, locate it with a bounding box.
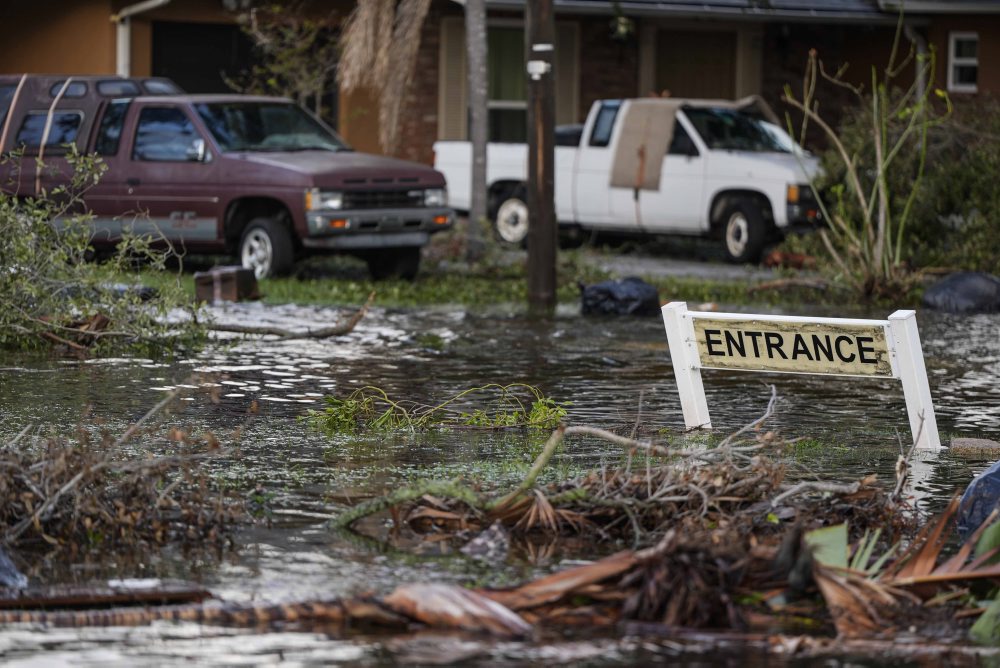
[661,302,941,450]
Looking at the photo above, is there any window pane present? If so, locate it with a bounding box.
[0,85,15,127]
[95,100,131,155]
[668,123,699,156]
[133,107,197,161]
[954,38,978,59]
[142,79,183,95]
[589,101,620,147]
[195,101,344,152]
[683,107,788,152]
[16,112,82,148]
[97,80,141,97]
[954,64,978,86]
[489,108,526,143]
[49,81,88,98]
[488,28,525,102]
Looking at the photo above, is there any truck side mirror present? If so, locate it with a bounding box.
[186,138,208,162]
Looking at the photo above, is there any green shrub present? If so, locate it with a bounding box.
[783,33,949,299]
[0,150,205,353]
[800,96,999,275]
[909,97,1000,271]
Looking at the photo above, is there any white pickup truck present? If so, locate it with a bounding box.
[434,97,821,263]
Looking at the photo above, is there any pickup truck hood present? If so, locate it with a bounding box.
[235,150,446,188]
[707,150,821,183]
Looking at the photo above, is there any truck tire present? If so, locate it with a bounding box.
[239,217,294,279]
[366,247,421,281]
[493,185,529,246]
[721,199,768,264]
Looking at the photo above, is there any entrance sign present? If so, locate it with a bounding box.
[662,302,941,450]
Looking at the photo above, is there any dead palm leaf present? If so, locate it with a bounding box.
[514,490,559,533]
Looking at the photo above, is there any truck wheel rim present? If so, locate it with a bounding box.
[496,199,529,244]
[241,230,273,279]
[725,213,749,258]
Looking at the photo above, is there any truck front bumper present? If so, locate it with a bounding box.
[302,208,454,250]
[785,202,823,231]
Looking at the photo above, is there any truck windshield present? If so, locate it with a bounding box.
[194,102,346,153]
[683,107,789,153]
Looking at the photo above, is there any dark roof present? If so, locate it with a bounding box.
[485,0,907,22]
[879,0,1000,12]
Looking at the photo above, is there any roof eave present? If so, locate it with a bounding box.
[879,0,1000,13]
[485,1,907,25]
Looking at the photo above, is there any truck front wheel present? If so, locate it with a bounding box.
[494,186,529,246]
[239,217,294,279]
[721,200,768,264]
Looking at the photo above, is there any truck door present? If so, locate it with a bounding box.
[638,116,706,233]
[573,100,618,227]
[85,98,132,241]
[117,103,222,248]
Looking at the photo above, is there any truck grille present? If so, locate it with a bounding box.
[343,189,423,209]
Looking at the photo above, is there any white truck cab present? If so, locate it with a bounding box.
[434,97,822,263]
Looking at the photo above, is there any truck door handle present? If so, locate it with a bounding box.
[126,177,141,186]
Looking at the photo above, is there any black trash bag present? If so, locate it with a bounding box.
[580,277,660,316]
[958,458,1000,539]
[922,272,1000,314]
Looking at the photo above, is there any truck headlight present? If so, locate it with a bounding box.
[306,188,344,211]
[423,188,447,207]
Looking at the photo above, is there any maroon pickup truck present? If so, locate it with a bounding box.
[0,74,453,279]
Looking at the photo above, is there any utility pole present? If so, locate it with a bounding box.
[525,0,556,314]
[464,0,488,262]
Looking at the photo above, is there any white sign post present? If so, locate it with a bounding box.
[661,302,941,450]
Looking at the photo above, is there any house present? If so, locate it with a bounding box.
[1,0,997,165]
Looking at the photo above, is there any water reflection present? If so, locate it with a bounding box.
[0,302,998,661]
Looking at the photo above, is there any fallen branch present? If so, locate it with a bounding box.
[209,291,375,339]
[770,480,861,507]
[333,479,483,529]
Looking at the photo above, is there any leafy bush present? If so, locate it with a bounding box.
[908,98,1000,271]
[792,96,1000,276]
[0,151,204,353]
[783,33,949,299]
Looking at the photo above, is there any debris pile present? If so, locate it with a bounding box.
[1,420,239,555]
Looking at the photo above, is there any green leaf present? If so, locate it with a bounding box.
[849,528,879,571]
[971,592,1000,645]
[975,519,1000,564]
[805,523,848,569]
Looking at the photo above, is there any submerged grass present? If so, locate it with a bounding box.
[307,383,570,435]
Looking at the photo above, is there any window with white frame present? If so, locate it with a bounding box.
[948,32,978,93]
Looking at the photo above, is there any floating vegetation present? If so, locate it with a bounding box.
[323,387,1000,653]
[307,383,569,435]
[0,390,242,556]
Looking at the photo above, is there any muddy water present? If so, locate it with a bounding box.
[0,301,998,665]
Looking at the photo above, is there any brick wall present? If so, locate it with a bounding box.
[578,18,639,121]
[761,23,902,149]
[390,3,460,164]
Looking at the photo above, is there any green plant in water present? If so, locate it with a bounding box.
[307,383,569,435]
[782,15,951,300]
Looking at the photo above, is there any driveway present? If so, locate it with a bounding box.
[584,252,778,282]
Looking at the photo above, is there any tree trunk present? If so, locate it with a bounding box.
[464,0,488,262]
[525,0,557,314]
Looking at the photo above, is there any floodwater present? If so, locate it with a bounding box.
[0,299,998,665]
